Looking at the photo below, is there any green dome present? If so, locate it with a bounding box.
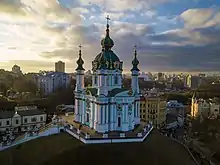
[92,20,122,71]
[95,50,119,63]
[92,50,122,70]
[101,36,114,50]
[131,49,140,72]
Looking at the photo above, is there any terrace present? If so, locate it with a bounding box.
[61,114,153,143]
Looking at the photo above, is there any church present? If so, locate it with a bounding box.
[74,16,141,133]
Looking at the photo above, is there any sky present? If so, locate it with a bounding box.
[0,0,220,73]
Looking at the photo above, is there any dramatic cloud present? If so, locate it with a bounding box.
[0,0,220,72]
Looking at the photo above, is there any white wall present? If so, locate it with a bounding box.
[66,125,153,144]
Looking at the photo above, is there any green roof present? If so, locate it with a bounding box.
[85,88,129,97]
[86,88,98,96]
[108,88,129,97]
[92,50,122,70]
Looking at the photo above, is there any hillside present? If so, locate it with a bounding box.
[0,130,196,165]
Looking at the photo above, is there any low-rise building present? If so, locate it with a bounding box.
[166,100,184,116]
[140,88,166,128]
[166,113,184,129]
[0,106,46,132]
[191,95,220,119]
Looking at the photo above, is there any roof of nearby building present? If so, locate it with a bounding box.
[0,109,46,119]
[18,109,46,117]
[15,106,38,111]
[0,111,15,119]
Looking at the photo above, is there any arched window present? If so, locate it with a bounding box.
[106,76,109,85]
[86,112,89,122]
[94,75,97,85]
[114,75,118,85]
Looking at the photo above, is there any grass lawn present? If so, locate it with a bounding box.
[0,130,196,165]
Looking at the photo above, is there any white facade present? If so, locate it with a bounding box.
[74,21,141,133]
[0,109,47,132]
[139,72,151,81]
[37,72,70,96]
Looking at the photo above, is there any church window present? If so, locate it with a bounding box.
[86,112,89,122]
[114,75,118,85]
[106,76,109,85]
[118,117,121,127]
[94,75,97,85]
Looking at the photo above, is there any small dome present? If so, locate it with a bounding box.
[131,48,140,72]
[101,35,114,50]
[75,47,85,71]
[101,24,114,50]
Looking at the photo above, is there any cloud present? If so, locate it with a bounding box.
[0,0,220,72]
[180,8,220,29]
[37,20,220,72]
[0,0,25,15]
[79,0,176,12]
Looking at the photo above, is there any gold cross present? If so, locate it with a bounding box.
[134,45,137,49]
[79,44,82,50]
[106,15,110,24]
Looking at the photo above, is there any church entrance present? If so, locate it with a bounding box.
[128,116,132,130]
[118,117,121,127]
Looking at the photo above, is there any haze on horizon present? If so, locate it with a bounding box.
[0,0,220,73]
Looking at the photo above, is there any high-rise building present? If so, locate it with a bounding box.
[55,61,65,72]
[37,72,70,96]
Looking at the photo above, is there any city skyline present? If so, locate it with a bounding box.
[0,0,220,73]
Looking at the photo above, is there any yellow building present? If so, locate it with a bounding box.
[140,91,166,128]
[191,95,220,119]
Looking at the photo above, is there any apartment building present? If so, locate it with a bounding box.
[140,88,166,128]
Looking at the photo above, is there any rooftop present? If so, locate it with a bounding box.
[0,109,46,119]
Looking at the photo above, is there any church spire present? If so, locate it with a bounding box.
[75,44,85,71]
[131,45,140,71]
[101,15,114,51]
